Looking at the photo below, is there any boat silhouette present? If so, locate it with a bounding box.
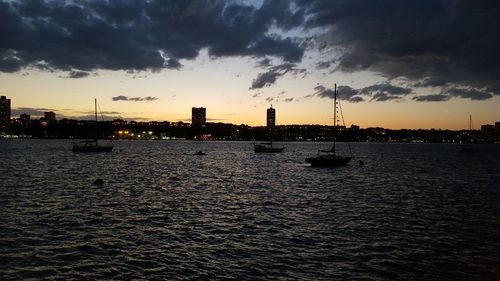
[72,99,113,152]
[306,83,352,166]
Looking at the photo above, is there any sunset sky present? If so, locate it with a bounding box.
[1,0,499,129]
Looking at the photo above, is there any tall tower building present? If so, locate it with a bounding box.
[266,105,276,128]
[191,107,206,127]
[0,96,11,130]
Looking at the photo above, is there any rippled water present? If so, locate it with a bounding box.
[1,139,499,280]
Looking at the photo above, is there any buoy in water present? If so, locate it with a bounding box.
[93,178,104,185]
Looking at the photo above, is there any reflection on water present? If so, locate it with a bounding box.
[1,140,499,280]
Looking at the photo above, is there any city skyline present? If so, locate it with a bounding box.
[2,93,499,131]
[1,1,500,129]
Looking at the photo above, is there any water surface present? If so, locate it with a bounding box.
[1,140,499,280]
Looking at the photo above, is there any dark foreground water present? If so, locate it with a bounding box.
[0,140,499,280]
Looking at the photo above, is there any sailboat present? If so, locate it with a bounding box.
[72,99,113,152]
[459,115,477,153]
[254,141,284,153]
[305,83,352,166]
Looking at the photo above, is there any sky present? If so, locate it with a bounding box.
[1,0,499,129]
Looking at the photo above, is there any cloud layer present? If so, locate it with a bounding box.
[1,0,499,102]
[300,0,500,99]
[0,0,304,74]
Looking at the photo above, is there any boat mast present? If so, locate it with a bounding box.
[95,98,98,143]
[270,104,273,146]
[333,83,337,154]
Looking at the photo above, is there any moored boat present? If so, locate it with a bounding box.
[305,83,352,166]
[72,99,113,153]
[254,142,285,153]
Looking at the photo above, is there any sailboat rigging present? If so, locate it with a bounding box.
[72,99,113,152]
[305,83,352,166]
[459,115,477,152]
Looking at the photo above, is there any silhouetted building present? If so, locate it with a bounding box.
[44,111,56,122]
[350,124,360,130]
[481,124,494,132]
[267,105,275,127]
[496,121,500,133]
[192,107,206,127]
[20,113,30,124]
[0,96,11,130]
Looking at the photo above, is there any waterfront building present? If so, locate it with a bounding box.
[44,111,56,122]
[267,105,275,128]
[192,107,206,127]
[0,96,11,130]
[20,113,30,124]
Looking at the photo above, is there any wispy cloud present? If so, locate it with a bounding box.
[11,107,54,116]
[111,96,159,102]
[250,63,306,90]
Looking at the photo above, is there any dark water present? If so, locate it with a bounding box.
[0,140,499,280]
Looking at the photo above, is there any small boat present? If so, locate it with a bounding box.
[194,150,206,155]
[254,142,285,153]
[305,83,352,167]
[73,140,113,152]
[72,99,113,153]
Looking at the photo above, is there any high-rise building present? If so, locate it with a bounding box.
[192,107,206,127]
[0,96,11,129]
[44,111,56,122]
[20,113,30,124]
[267,105,276,127]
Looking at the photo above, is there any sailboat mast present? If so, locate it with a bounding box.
[333,83,337,154]
[95,98,98,142]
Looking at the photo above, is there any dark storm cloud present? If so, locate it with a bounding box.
[0,0,305,73]
[257,58,272,68]
[308,83,411,103]
[348,96,364,103]
[250,63,306,89]
[66,70,90,78]
[250,71,283,89]
[358,83,413,97]
[413,87,492,102]
[413,94,451,102]
[2,0,499,104]
[297,0,500,100]
[309,84,364,103]
[441,87,493,101]
[112,96,159,102]
[316,61,332,69]
[370,93,401,102]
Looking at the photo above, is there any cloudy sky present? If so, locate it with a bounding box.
[1,0,499,129]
